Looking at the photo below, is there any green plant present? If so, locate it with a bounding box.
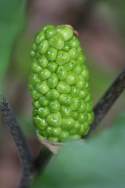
[1,2,125,186]
[28,25,94,142]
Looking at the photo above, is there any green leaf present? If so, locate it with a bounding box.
[0,0,26,91]
[32,120,125,188]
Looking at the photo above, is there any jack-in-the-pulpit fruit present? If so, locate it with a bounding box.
[29,25,94,142]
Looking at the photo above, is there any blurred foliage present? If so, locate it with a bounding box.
[18,115,35,136]
[113,112,125,127]
[32,117,125,188]
[14,36,31,78]
[101,0,125,34]
[0,0,26,91]
[88,61,116,103]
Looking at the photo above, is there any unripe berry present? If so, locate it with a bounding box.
[29,25,94,142]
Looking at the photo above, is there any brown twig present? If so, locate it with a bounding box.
[0,97,32,188]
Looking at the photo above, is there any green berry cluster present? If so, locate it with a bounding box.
[29,25,94,142]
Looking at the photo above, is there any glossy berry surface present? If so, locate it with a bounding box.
[29,24,94,142]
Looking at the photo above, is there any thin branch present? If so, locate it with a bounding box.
[86,69,125,137]
[0,97,32,188]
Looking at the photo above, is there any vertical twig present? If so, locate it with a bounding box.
[0,97,32,188]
